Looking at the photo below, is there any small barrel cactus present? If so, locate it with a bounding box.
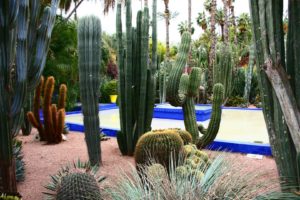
[44,160,104,200]
[134,129,184,170]
[56,172,101,200]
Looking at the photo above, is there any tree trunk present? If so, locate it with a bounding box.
[222,0,229,44]
[207,0,217,94]
[74,1,77,20]
[230,4,237,45]
[165,7,170,59]
[0,159,17,194]
[220,24,224,41]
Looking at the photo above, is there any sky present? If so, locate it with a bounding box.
[64,0,288,45]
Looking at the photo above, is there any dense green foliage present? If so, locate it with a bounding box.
[100,79,118,103]
[44,17,113,110]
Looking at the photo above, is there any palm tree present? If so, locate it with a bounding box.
[228,0,237,45]
[205,0,217,94]
[222,0,229,44]
[196,12,208,31]
[163,0,170,59]
[215,8,225,41]
[188,0,191,32]
[178,21,195,35]
[237,13,251,44]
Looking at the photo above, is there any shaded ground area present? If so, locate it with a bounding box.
[17,131,277,200]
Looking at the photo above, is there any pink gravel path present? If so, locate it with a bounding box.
[17,131,278,200]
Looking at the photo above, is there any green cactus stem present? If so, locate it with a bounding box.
[78,15,102,166]
[196,83,224,149]
[166,32,192,106]
[116,0,157,156]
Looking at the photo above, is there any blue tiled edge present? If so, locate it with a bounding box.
[65,121,272,156]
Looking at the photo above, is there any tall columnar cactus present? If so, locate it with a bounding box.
[78,16,102,166]
[0,0,59,194]
[249,0,300,191]
[27,76,66,144]
[134,129,184,171]
[243,43,255,104]
[116,0,157,156]
[166,31,224,147]
[213,43,233,102]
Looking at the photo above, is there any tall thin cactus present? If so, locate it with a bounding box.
[243,43,255,104]
[213,43,233,102]
[78,16,102,166]
[250,0,300,191]
[116,0,157,156]
[0,0,59,194]
[166,31,224,147]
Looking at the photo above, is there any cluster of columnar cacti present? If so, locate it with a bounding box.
[78,16,102,166]
[0,0,59,193]
[44,161,103,200]
[134,129,184,171]
[249,0,300,191]
[166,31,224,148]
[116,0,157,156]
[27,76,67,144]
[213,43,233,102]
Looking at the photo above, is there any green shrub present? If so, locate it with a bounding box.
[225,96,247,107]
[100,79,118,103]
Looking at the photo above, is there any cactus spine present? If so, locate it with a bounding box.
[249,0,300,190]
[0,0,59,194]
[166,32,224,147]
[78,16,102,166]
[27,76,66,143]
[116,0,157,156]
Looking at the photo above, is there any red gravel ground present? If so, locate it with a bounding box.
[17,131,278,200]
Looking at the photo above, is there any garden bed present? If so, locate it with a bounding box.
[17,131,278,200]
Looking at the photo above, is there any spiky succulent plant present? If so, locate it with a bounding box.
[44,160,105,200]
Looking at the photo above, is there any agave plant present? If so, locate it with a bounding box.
[104,154,298,200]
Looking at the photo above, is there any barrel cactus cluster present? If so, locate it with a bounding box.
[77,16,102,166]
[166,31,224,148]
[27,76,67,144]
[134,129,184,171]
[176,144,211,181]
[116,0,157,156]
